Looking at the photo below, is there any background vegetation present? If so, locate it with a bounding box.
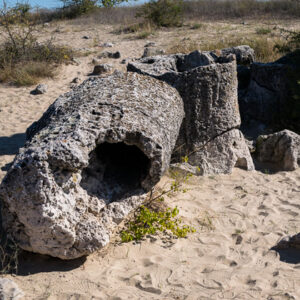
[0,2,74,86]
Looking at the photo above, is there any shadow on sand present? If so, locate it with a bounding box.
[0,133,26,156]
[16,251,86,276]
[271,247,300,264]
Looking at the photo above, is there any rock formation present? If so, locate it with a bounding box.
[256,130,300,171]
[128,50,254,174]
[142,46,165,58]
[220,45,255,65]
[238,50,300,138]
[92,63,113,75]
[32,84,48,95]
[0,71,184,259]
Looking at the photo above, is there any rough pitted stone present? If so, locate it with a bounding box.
[92,58,101,65]
[92,64,113,75]
[239,50,300,138]
[239,62,288,126]
[99,42,114,48]
[128,50,254,173]
[142,47,165,58]
[0,278,24,300]
[220,45,255,65]
[144,42,156,48]
[256,130,300,171]
[191,129,255,174]
[32,84,48,95]
[98,51,121,59]
[0,72,184,259]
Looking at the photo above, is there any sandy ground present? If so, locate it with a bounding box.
[0,19,299,299]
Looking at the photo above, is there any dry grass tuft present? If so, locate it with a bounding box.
[0,236,19,275]
[167,36,286,63]
[0,61,56,86]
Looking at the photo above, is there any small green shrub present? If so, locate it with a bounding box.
[190,23,205,30]
[137,0,183,28]
[136,30,152,39]
[256,27,272,35]
[121,156,197,243]
[121,205,195,242]
[274,30,300,53]
[61,0,99,18]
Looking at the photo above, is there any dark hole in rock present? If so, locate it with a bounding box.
[144,58,155,64]
[80,142,150,202]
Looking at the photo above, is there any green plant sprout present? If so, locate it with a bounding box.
[121,205,196,242]
[121,155,196,243]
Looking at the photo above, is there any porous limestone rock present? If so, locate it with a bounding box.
[239,50,300,138]
[0,71,184,259]
[239,62,288,130]
[142,47,165,58]
[220,45,255,65]
[98,51,121,59]
[191,129,255,175]
[99,42,114,48]
[144,42,156,48]
[32,84,48,95]
[256,130,300,171]
[0,278,24,300]
[128,50,254,174]
[92,64,113,75]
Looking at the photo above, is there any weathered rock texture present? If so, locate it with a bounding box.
[238,50,300,138]
[142,47,165,58]
[0,72,184,259]
[256,130,300,171]
[128,50,254,174]
[220,45,255,65]
[92,63,113,75]
[0,278,24,300]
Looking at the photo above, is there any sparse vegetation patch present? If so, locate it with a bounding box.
[121,160,197,243]
[256,27,271,35]
[137,0,183,28]
[0,2,74,86]
[121,204,196,242]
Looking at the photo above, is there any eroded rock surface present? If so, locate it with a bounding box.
[0,71,184,259]
[191,129,254,175]
[220,45,255,65]
[239,50,300,138]
[256,130,300,171]
[142,47,165,58]
[128,50,254,174]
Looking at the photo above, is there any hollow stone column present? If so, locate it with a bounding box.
[128,50,254,174]
[0,71,184,259]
